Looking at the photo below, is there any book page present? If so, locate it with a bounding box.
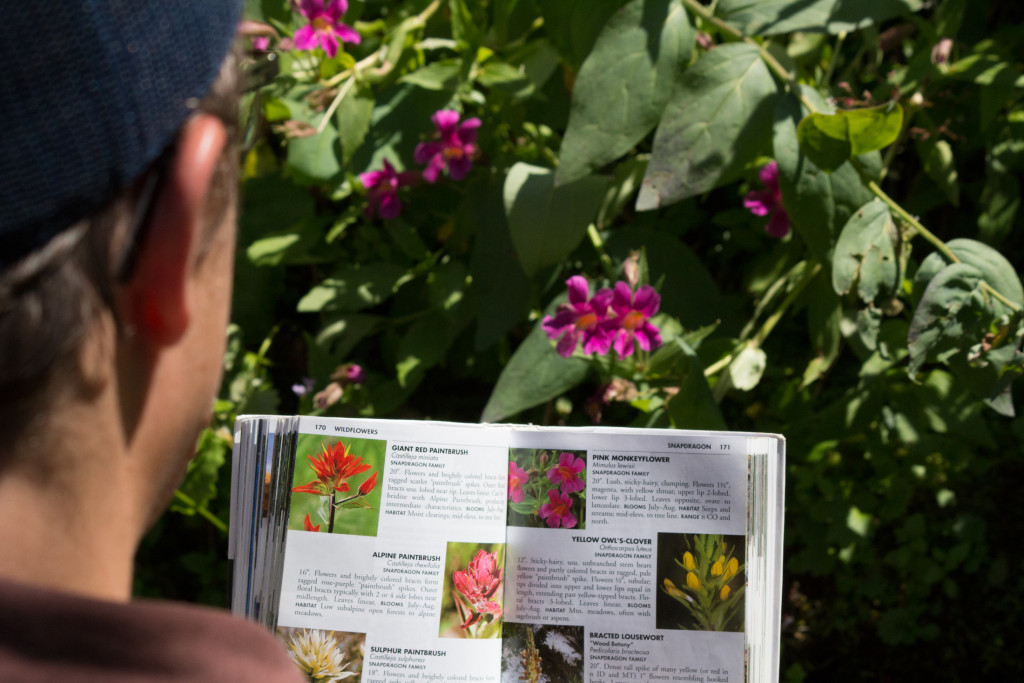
[504,428,748,683]
[276,418,510,683]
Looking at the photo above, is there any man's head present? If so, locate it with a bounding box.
[0,1,243,554]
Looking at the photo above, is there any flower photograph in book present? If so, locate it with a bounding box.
[506,448,587,530]
[500,622,584,683]
[288,434,385,537]
[439,542,505,639]
[277,626,364,683]
[656,532,745,633]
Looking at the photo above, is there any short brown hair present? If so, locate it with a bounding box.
[0,51,240,444]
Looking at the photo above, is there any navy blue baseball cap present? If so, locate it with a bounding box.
[0,0,242,271]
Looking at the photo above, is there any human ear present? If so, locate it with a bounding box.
[123,114,227,347]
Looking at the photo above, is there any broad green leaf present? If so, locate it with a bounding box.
[315,314,385,360]
[729,343,767,391]
[503,163,608,277]
[803,276,842,387]
[398,61,461,91]
[171,428,228,516]
[913,239,1024,316]
[773,90,877,261]
[396,315,453,388]
[716,0,923,36]
[907,262,984,375]
[916,137,959,207]
[977,173,1020,246]
[797,104,903,172]
[636,43,777,210]
[298,263,410,312]
[665,339,727,430]
[556,0,693,184]
[287,124,342,181]
[336,83,374,165]
[481,317,590,423]
[469,186,531,350]
[537,0,630,68]
[247,233,301,266]
[832,200,899,303]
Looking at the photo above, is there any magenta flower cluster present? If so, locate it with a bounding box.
[744,161,790,238]
[359,109,481,220]
[542,276,663,358]
[507,452,586,529]
[294,0,360,58]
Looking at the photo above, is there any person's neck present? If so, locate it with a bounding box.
[0,400,141,602]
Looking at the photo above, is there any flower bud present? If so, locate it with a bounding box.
[686,571,701,590]
[358,471,378,496]
[720,585,730,600]
[683,551,696,571]
[724,557,739,581]
[711,559,724,577]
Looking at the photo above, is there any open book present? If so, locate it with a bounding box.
[230,416,784,683]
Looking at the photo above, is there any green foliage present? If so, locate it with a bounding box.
[145,0,1024,678]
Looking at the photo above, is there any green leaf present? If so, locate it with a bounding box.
[773,90,878,261]
[287,124,342,182]
[481,316,591,423]
[729,343,767,391]
[398,60,462,91]
[832,200,899,303]
[913,239,1024,317]
[298,264,410,312]
[396,315,453,388]
[977,173,1020,246]
[503,163,608,277]
[907,263,984,376]
[172,428,228,514]
[665,339,727,430]
[556,0,694,184]
[636,43,777,210]
[797,104,903,172]
[916,138,959,207]
[509,499,542,515]
[336,83,375,165]
[716,0,923,36]
[537,0,630,68]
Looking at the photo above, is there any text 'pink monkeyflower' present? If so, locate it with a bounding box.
[359,160,417,219]
[538,489,577,529]
[541,275,614,358]
[294,0,360,59]
[744,161,790,238]
[415,110,481,183]
[610,281,663,358]
[453,549,503,628]
[547,452,586,494]
[508,461,529,503]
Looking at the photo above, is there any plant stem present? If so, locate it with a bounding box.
[172,490,228,534]
[587,224,617,281]
[328,490,337,534]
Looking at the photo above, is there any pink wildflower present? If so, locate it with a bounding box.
[744,161,790,238]
[294,0,361,59]
[453,550,503,628]
[547,452,586,494]
[508,461,529,503]
[541,276,614,358]
[538,489,577,529]
[343,363,366,383]
[251,36,270,51]
[359,160,417,220]
[414,110,481,183]
[608,282,662,358]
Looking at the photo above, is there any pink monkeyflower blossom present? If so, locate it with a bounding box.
[608,282,663,358]
[452,549,503,628]
[414,109,481,183]
[538,489,578,529]
[508,461,529,503]
[359,160,417,220]
[343,363,366,383]
[547,452,586,494]
[251,36,271,51]
[541,276,614,358]
[294,0,361,59]
[744,161,790,238]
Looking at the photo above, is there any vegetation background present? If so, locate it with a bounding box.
[134,0,1024,679]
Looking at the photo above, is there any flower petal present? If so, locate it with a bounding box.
[555,328,580,357]
[565,275,590,305]
[432,109,461,134]
[335,23,362,45]
[299,0,321,19]
[765,208,790,238]
[320,31,339,58]
[378,192,402,219]
[421,154,445,183]
[293,24,318,50]
[632,285,660,317]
